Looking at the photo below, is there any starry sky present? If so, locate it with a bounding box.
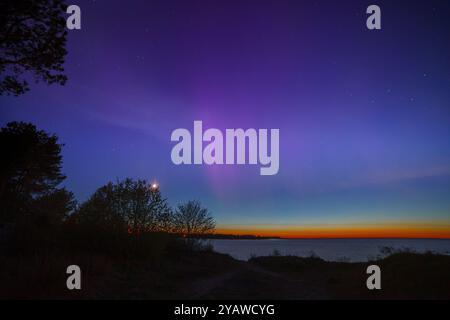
[1,0,450,237]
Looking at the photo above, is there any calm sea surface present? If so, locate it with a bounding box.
[210,238,450,262]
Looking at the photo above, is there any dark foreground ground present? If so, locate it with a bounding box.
[1,250,449,299]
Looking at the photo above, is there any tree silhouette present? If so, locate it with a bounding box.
[151,188,176,233]
[0,0,68,96]
[32,188,75,226]
[74,178,174,235]
[0,122,66,222]
[175,200,216,236]
[72,182,127,232]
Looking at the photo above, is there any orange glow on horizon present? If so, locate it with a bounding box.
[215,221,450,239]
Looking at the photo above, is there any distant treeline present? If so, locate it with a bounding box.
[190,233,281,240]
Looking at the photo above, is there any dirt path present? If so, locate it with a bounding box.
[188,261,330,299]
[189,270,241,298]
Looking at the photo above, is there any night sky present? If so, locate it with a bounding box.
[1,0,450,237]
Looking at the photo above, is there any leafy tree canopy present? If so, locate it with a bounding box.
[74,178,174,234]
[0,121,66,221]
[0,0,68,96]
